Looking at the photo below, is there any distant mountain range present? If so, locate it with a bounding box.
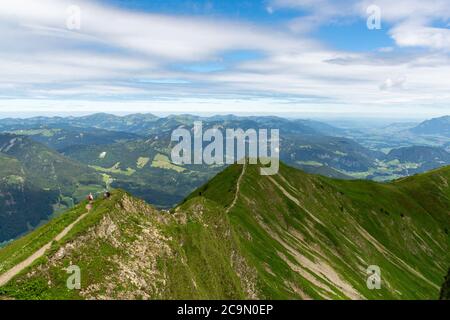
[0,113,160,135]
[410,116,450,136]
[0,113,343,137]
[0,113,449,244]
[5,126,140,152]
[0,161,448,299]
[386,146,450,172]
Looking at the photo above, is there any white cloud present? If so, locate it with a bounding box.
[0,0,449,117]
[379,76,406,91]
[273,0,450,50]
[272,0,360,31]
[0,0,311,61]
[390,23,450,50]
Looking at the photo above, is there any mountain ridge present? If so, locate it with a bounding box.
[0,162,449,299]
[410,115,450,136]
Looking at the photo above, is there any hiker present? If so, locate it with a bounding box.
[87,193,94,202]
[104,191,111,199]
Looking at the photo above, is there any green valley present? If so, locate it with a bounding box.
[0,134,105,243]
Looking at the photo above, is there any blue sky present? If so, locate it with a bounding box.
[98,0,297,21]
[0,0,450,118]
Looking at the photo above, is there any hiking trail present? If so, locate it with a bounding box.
[0,203,93,287]
[226,161,247,214]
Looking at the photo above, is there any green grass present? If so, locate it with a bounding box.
[1,163,449,300]
[182,164,242,208]
[151,153,185,172]
[90,162,136,176]
[0,202,88,275]
[160,198,247,299]
[136,157,150,169]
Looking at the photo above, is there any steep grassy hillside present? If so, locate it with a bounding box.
[0,134,104,242]
[191,162,450,299]
[0,154,59,243]
[0,191,252,299]
[0,201,89,276]
[0,134,103,196]
[0,163,449,299]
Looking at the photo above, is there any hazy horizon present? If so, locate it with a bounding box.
[1,0,450,118]
[0,110,443,125]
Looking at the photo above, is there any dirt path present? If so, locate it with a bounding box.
[226,161,247,214]
[0,204,92,287]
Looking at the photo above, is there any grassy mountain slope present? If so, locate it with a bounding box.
[0,134,103,195]
[0,153,59,243]
[0,190,253,299]
[0,200,89,276]
[191,163,450,299]
[0,134,104,242]
[0,163,449,299]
